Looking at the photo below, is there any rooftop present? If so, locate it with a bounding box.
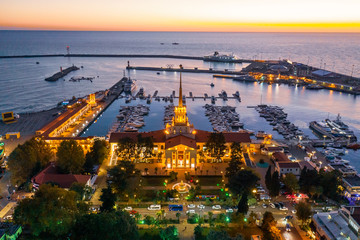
[313,211,357,240]
[277,162,301,168]
[272,152,290,162]
[32,163,91,188]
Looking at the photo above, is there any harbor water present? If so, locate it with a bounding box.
[0,31,359,169]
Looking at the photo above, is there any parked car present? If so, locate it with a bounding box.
[269,203,275,208]
[274,203,280,209]
[285,215,293,220]
[292,210,297,214]
[226,208,234,213]
[124,206,133,211]
[262,203,268,208]
[187,204,196,209]
[197,204,205,209]
[212,205,221,210]
[148,205,161,211]
[186,210,195,214]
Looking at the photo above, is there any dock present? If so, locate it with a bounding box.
[45,65,79,82]
[126,66,244,75]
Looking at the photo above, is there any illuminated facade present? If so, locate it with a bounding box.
[109,74,252,169]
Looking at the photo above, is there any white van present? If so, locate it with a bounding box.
[148,205,161,211]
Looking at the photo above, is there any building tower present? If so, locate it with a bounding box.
[165,72,195,138]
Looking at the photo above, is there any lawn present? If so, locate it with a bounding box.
[141,176,170,186]
[196,176,223,186]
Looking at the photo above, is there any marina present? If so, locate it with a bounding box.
[204,104,244,132]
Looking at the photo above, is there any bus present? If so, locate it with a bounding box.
[169,205,183,211]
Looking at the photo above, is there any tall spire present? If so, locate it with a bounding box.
[179,72,183,107]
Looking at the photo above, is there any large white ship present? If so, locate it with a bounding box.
[204,51,237,62]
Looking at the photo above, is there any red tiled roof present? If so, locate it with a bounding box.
[32,163,91,188]
[278,162,301,169]
[272,152,290,162]
[39,101,88,137]
[195,130,251,143]
[109,130,166,143]
[165,135,197,149]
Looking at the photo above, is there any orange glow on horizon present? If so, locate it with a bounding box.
[1,0,360,32]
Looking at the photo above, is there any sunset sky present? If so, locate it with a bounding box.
[1,0,360,32]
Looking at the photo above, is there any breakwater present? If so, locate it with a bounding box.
[0,53,254,63]
[45,65,79,82]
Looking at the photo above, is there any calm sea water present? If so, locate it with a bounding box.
[0,31,359,168]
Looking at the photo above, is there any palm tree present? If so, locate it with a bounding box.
[176,212,181,223]
[156,211,162,220]
[135,213,142,223]
[208,212,214,226]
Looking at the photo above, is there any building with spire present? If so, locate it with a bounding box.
[109,70,251,169]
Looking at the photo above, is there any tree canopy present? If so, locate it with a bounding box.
[8,138,53,186]
[261,211,281,240]
[159,226,179,240]
[100,184,117,212]
[107,160,140,196]
[299,167,342,200]
[71,211,139,240]
[283,173,299,194]
[84,139,109,173]
[56,139,85,174]
[295,201,312,226]
[14,184,87,238]
[205,132,226,160]
[227,169,259,214]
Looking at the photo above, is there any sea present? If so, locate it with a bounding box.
[0,31,359,168]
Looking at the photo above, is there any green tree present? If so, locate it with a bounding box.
[208,212,214,226]
[117,137,136,160]
[237,192,249,214]
[69,182,86,200]
[107,160,140,196]
[295,201,312,226]
[227,169,259,214]
[14,184,87,238]
[269,171,280,197]
[265,165,272,190]
[261,211,281,240]
[159,226,179,240]
[136,134,154,159]
[144,215,156,227]
[205,132,226,160]
[283,173,299,194]
[57,139,85,174]
[194,225,205,240]
[84,139,109,173]
[206,229,231,240]
[100,184,116,212]
[176,212,181,223]
[8,138,53,186]
[71,211,139,240]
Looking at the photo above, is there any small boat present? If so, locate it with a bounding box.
[210,83,215,87]
[172,42,179,45]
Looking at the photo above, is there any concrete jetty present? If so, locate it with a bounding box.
[45,65,79,81]
[126,66,244,75]
[0,54,254,63]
